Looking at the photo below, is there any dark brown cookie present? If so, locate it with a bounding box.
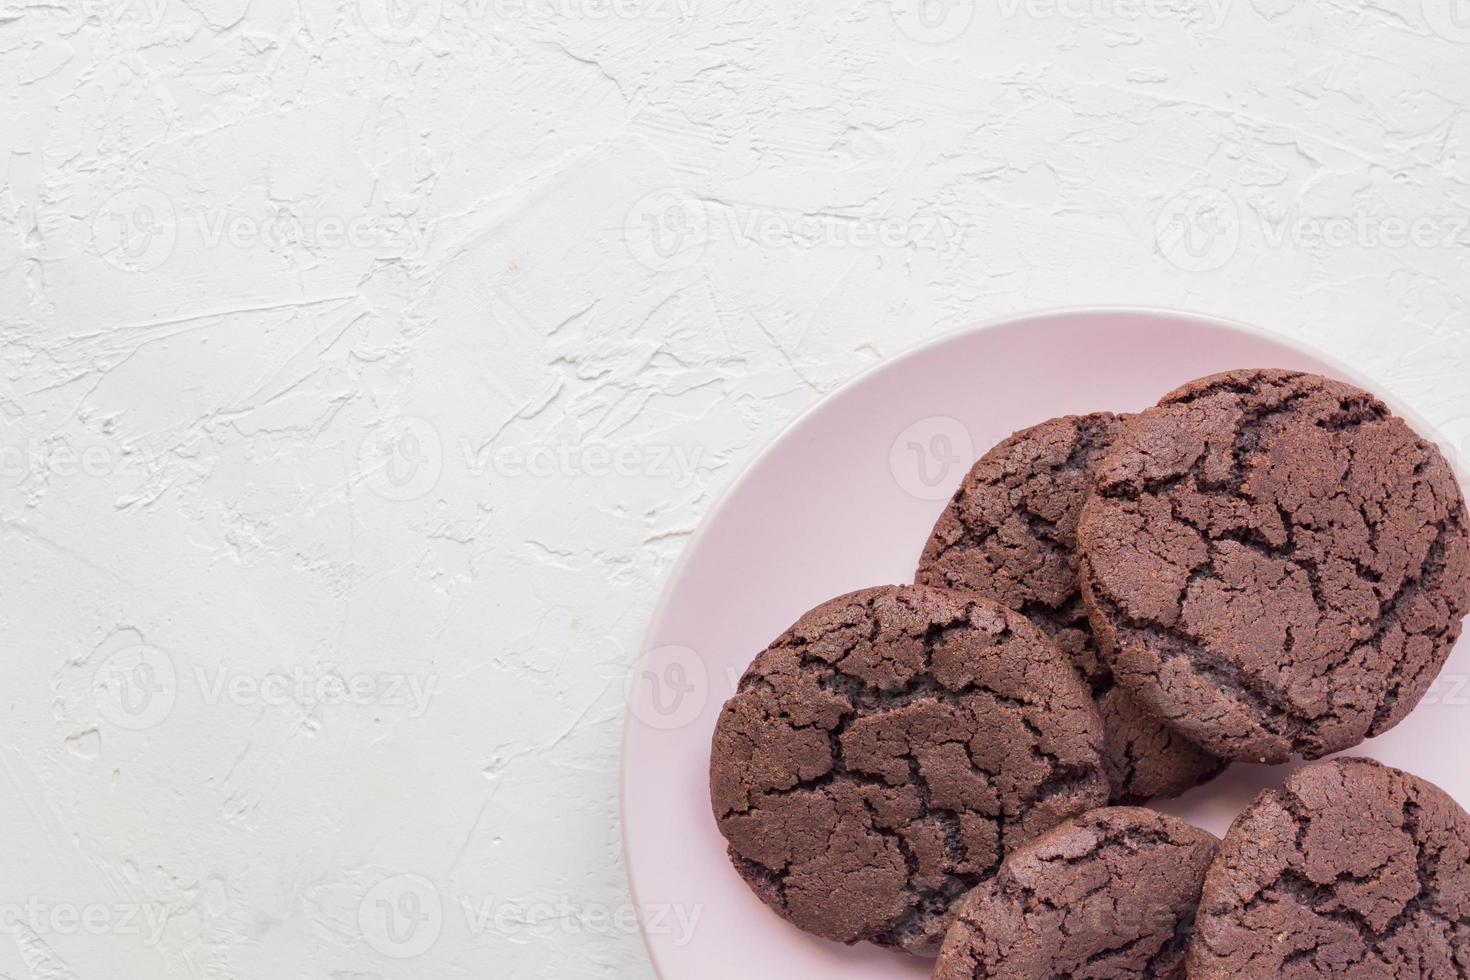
[934,807,1219,979]
[1080,369,1470,763]
[917,413,1225,802]
[709,585,1110,953]
[1189,758,1470,977]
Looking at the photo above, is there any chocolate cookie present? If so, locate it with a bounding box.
[1189,758,1470,977]
[934,807,1219,979]
[1079,369,1470,763]
[709,585,1110,953]
[917,413,1225,802]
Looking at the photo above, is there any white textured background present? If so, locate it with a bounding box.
[2,0,1469,976]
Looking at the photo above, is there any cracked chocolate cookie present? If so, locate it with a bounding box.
[709,585,1109,954]
[934,806,1219,979]
[1189,758,1470,978]
[1079,369,1470,763]
[917,413,1226,802]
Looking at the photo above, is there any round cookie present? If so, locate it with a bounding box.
[1189,758,1470,977]
[917,413,1225,802]
[1079,369,1470,763]
[934,807,1219,979]
[709,585,1110,953]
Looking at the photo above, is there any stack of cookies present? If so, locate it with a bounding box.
[708,369,1470,977]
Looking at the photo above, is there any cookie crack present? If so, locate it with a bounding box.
[1087,574,1306,741]
[1228,782,1470,967]
[1091,393,1468,756]
[719,590,1108,951]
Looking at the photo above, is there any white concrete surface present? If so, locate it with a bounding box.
[1,0,1468,976]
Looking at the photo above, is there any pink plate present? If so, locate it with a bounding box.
[620,307,1469,979]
